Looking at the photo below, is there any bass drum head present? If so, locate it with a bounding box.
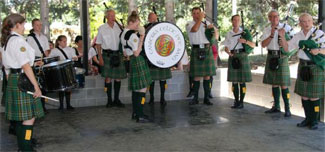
[144,22,185,68]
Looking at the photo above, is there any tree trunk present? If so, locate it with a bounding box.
[206,0,213,19]
[128,0,137,15]
[40,0,50,39]
[165,0,175,23]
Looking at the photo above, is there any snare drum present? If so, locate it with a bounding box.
[35,56,60,65]
[40,60,77,91]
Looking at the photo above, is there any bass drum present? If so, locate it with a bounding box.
[40,60,77,92]
[144,22,185,68]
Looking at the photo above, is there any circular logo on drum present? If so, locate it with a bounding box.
[155,34,175,57]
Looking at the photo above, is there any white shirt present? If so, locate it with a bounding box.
[261,23,293,50]
[288,27,325,60]
[2,32,36,73]
[96,23,122,51]
[49,46,77,61]
[27,32,50,57]
[120,29,139,56]
[88,47,97,60]
[222,28,244,50]
[186,20,211,45]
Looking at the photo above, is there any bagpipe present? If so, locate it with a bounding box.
[200,3,219,43]
[298,22,325,70]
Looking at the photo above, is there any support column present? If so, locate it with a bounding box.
[319,0,325,122]
[80,0,89,74]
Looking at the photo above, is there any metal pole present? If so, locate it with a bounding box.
[81,0,89,75]
[212,0,218,25]
[318,0,325,122]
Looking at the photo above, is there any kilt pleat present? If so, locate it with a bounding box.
[263,54,291,86]
[150,66,172,80]
[5,74,44,121]
[189,47,216,77]
[227,52,252,82]
[101,52,127,79]
[294,63,325,98]
[128,55,152,90]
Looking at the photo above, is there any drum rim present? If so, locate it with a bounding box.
[143,21,186,68]
[42,59,74,68]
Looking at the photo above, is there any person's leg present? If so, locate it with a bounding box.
[281,86,291,117]
[189,77,201,105]
[105,78,113,108]
[160,80,167,106]
[265,85,281,113]
[203,76,212,105]
[231,83,239,108]
[149,81,155,104]
[113,79,124,107]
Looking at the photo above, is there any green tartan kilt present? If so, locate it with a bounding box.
[227,53,252,82]
[189,47,216,77]
[100,52,127,79]
[128,55,152,91]
[5,74,44,121]
[149,66,172,80]
[263,54,291,86]
[294,63,325,98]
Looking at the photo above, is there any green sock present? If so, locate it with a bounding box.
[302,99,310,123]
[20,125,34,151]
[281,88,290,111]
[159,80,166,101]
[272,87,280,109]
[310,99,321,125]
[203,80,210,99]
[240,83,246,103]
[149,81,155,102]
[193,81,200,101]
[105,82,112,103]
[232,83,239,102]
[114,81,121,101]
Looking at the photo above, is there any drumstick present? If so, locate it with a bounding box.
[27,91,59,102]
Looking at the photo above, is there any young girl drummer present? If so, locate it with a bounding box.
[49,35,78,111]
[1,13,44,151]
[121,11,152,123]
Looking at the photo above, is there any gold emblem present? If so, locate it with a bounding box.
[133,39,138,43]
[20,47,26,52]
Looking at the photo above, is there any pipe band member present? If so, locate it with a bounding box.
[261,10,293,117]
[27,18,50,113]
[287,13,325,130]
[121,11,152,123]
[223,14,255,109]
[49,35,78,111]
[186,7,217,106]
[144,12,172,107]
[1,14,44,151]
[96,9,127,108]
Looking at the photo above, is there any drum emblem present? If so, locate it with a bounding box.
[155,34,175,57]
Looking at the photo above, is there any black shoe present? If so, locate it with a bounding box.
[106,102,114,108]
[136,117,150,123]
[236,102,244,109]
[231,100,239,109]
[186,91,194,98]
[203,99,213,106]
[131,112,137,120]
[310,123,318,130]
[113,100,125,108]
[284,110,291,117]
[297,120,309,127]
[160,100,167,107]
[148,99,154,105]
[189,99,199,105]
[265,107,281,113]
[32,138,42,148]
[67,105,75,110]
[58,107,64,112]
[208,93,213,99]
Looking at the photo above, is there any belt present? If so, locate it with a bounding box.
[300,59,315,66]
[103,49,119,53]
[231,49,245,54]
[268,49,281,56]
[192,44,210,49]
[10,68,22,74]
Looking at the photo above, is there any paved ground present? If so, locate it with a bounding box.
[1,97,324,152]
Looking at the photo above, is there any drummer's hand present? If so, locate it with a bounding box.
[72,56,78,61]
[239,38,247,44]
[33,86,42,98]
[35,61,44,66]
[134,50,140,57]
